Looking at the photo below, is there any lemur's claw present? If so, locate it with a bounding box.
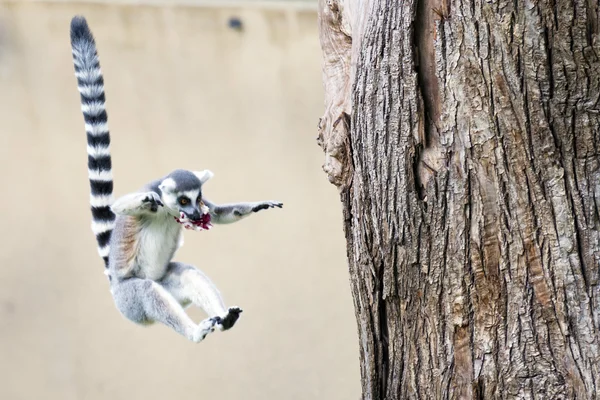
[218,307,242,331]
[195,317,220,342]
[252,201,283,212]
[212,307,243,332]
[142,192,163,211]
[205,316,222,334]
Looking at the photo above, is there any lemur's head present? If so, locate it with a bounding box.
[158,169,213,230]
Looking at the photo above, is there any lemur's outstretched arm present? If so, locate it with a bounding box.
[111,192,163,216]
[203,199,283,224]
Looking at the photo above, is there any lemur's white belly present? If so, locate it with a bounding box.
[137,219,181,280]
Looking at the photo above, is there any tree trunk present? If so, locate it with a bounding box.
[317,0,600,398]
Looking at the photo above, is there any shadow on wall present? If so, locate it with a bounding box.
[0,2,359,400]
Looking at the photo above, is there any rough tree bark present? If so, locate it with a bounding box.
[317,0,600,398]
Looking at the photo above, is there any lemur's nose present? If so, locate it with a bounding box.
[188,210,201,220]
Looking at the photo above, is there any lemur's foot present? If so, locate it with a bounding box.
[252,201,283,213]
[215,307,243,331]
[142,192,164,212]
[193,316,220,343]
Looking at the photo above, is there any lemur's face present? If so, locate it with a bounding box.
[159,169,213,230]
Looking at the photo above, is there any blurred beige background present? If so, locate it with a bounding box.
[0,1,360,399]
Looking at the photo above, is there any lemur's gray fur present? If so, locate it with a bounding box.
[70,16,282,343]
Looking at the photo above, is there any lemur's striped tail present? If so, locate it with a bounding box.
[70,16,115,267]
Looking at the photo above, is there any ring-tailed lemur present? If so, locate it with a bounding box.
[70,16,283,343]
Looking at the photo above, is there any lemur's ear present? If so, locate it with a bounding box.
[159,178,176,194]
[194,170,214,184]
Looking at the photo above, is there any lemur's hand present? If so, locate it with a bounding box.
[252,201,283,213]
[141,192,164,212]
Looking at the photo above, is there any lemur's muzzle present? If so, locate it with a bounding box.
[187,210,201,221]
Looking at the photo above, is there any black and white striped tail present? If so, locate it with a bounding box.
[71,16,115,267]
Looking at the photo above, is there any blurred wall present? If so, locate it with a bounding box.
[0,2,360,399]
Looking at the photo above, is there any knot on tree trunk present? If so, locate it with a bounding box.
[317,113,352,187]
[317,0,353,188]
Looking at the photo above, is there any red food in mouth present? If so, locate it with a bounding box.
[190,212,212,230]
[174,211,212,231]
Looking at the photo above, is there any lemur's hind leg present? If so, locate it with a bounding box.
[111,277,219,342]
[159,262,242,331]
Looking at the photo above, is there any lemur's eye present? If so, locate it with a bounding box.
[178,197,190,206]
